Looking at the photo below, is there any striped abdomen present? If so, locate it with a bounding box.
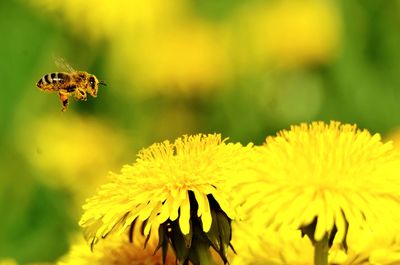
[37,72,71,91]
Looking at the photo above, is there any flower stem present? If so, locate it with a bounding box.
[314,233,329,265]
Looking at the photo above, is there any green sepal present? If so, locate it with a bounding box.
[170,220,190,262]
[300,217,317,245]
[300,216,349,252]
[154,223,169,265]
[205,209,220,250]
[183,219,193,248]
[215,210,231,260]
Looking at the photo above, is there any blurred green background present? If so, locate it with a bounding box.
[1,0,400,263]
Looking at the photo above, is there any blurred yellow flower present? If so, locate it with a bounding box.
[230,0,342,69]
[0,260,18,265]
[80,134,253,264]
[329,225,400,265]
[236,121,400,264]
[385,128,400,150]
[28,0,185,41]
[15,114,128,208]
[231,223,315,265]
[58,228,175,265]
[115,21,231,95]
[231,221,400,265]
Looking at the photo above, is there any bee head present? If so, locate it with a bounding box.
[88,75,100,97]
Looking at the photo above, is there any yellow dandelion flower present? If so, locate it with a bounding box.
[80,134,253,264]
[240,121,400,265]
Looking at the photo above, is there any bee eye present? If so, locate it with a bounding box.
[89,77,95,88]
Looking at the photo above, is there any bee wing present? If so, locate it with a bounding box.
[54,56,76,73]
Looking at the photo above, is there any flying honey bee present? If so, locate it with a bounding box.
[36,58,106,112]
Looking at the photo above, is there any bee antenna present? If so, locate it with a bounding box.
[99,80,107,86]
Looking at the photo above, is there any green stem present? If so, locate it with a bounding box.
[314,233,329,265]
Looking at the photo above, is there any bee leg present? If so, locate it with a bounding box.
[58,92,69,112]
[75,88,87,101]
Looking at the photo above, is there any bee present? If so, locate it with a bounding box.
[36,58,106,112]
